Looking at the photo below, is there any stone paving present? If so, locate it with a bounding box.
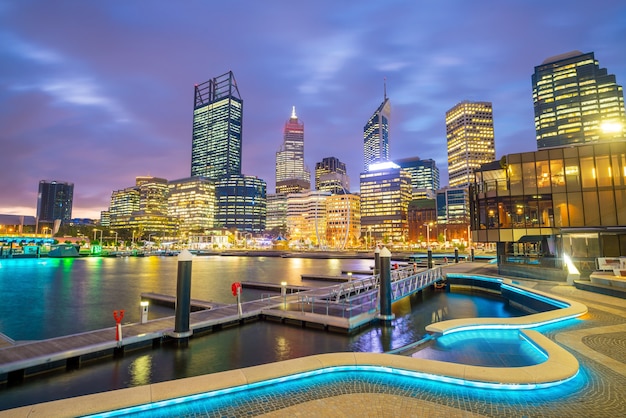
[183,265,626,418]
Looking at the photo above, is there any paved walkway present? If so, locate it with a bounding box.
[4,262,626,417]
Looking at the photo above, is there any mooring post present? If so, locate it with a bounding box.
[454,248,459,263]
[172,249,193,341]
[427,247,433,269]
[374,245,380,276]
[378,246,394,324]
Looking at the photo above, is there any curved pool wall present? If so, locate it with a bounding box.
[7,274,588,418]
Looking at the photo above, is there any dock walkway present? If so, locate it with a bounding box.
[0,264,445,383]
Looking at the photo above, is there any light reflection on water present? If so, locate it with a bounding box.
[0,256,528,411]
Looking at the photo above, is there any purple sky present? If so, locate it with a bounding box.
[1,1,625,219]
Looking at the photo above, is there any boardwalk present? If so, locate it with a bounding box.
[0,264,443,382]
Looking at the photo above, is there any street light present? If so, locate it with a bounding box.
[281,281,287,309]
[424,223,432,250]
[111,231,118,250]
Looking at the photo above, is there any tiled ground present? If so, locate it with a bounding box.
[109,265,626,418]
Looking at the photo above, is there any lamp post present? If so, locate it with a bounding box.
[112,231,118,249]
[93,229,99,242]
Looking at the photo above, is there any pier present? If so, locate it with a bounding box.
[0,264,444,384]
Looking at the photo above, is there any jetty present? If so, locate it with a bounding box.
[0,264,445,384]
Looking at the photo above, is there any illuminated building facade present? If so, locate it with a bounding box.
[470,141,626,279]
[396,157,440,191]
[276,107,310,194]
[363,92,391,171]
[168,177,215,236]
[408,199,436,243]
[446,101,495,189]
[266,193,288,235]
[191,71,243,180]
[325,193,361,249]
[215,175,266,233]
[436,187,469,225]
[286,190,330,247]
[359,162,412,244]
[315,156,349,194]
[109,177,177,238]
[533,51,626,149]
[36,180,74,225]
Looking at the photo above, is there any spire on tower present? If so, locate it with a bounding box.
[291,106,297,119]
[383,77,387,100]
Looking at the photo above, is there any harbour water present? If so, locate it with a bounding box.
[0,255,524,410]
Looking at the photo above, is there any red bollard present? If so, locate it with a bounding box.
[113,310,125,341]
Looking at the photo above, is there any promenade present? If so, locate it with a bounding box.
[3,261,626,417]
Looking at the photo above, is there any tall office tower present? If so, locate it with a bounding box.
[396,157,440,191]
[168,177,216,236]
[533,51,626,148]
[359,162,412,243]
[275,107,310,194]
[215,175,266,233]
[315,156,349,193]
[437,187,469,225]
[136,176,169,215]
[363,87,391,171]
[191,71,243,180]
[36,180,74,226]
[446,101,495,189]
[108,187,140,228]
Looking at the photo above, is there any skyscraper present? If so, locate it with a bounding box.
[396,157,440,191]
[191,71,243,180]
[315,156,349,194]
[533,51,626,148]
[215,175,266,233]
[36,180,74,225]
[363,87,390,171]
[359,162,412,243]
[275,106,310,194]
[446,101,495,189]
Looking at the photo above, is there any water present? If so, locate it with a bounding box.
[0,255,526,410]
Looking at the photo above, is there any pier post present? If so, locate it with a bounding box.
[378,246,394,324]
[374,246,380,276]
[454,248,459,263]
[427,247,433,269]
[172,249,193,340]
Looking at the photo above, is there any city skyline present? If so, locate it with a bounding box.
[1,1,625,218]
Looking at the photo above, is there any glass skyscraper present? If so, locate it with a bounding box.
[315,156,349,194]
[191,71,243,180]
[215,175,266,233]
[275,106,310,194]
[533,51,626,149]
[446,101,495,189]
[36,180,74,225]
[396,156,440,191]
[363,91,390,172]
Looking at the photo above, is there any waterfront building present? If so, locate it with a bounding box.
[0,214,36,235]
[286,190,331,247]
[396,156,440,191]
[359,162,412,244]
[470,140,626,279]
[168,177,216,237]
[275,107,310,194]
[325,193,361,249]
[191,71,243,181]
[315,157,349,193]
[215,175,266,233]
[533,51,626,149]
[446,101,495,189]
[108,177,178,239]
[363,88,391,172]
[36,180,73,230]
[265,193,288,236]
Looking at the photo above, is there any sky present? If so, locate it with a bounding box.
[1,0,625,219]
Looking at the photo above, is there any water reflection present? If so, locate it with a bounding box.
[129,355,153,386]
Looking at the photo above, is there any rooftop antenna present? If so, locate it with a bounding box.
[383,77,387,100]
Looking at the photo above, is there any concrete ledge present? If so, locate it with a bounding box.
[3,332,580,418]
[425,278,587,335]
